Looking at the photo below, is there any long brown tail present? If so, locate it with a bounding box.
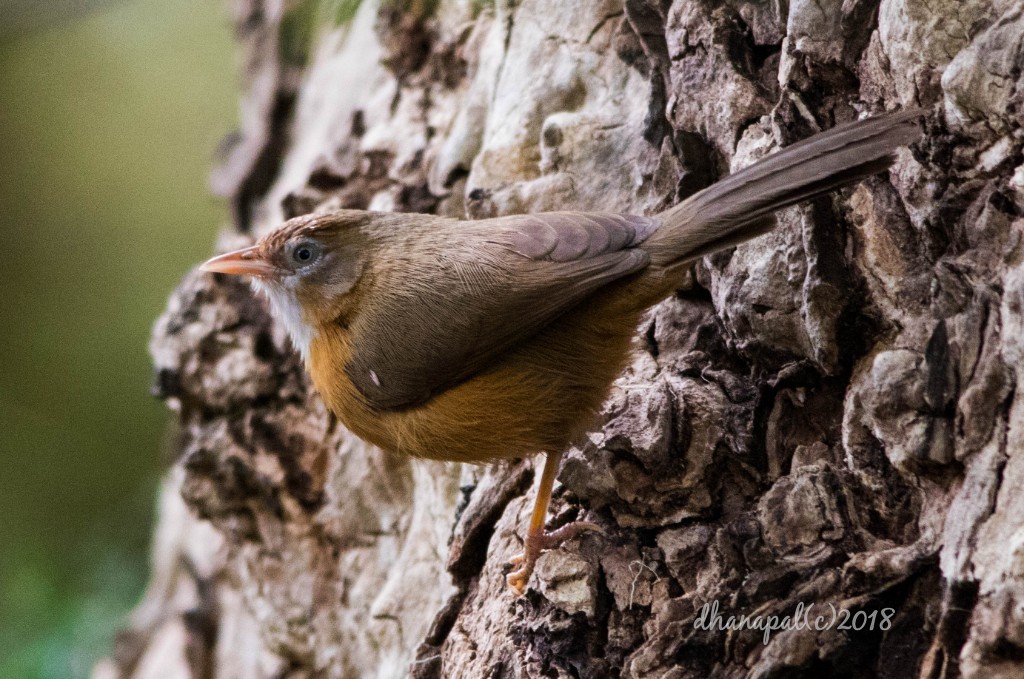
[641,109,924,271]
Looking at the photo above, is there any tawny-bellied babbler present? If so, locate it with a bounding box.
[201,109,923,594]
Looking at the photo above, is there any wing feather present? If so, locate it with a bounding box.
[345,212,657,410]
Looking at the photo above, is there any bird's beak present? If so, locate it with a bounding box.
[200,246,279,278]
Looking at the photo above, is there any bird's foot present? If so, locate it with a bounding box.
[506,521,604,595]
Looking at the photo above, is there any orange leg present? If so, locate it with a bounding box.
[506,450,602,595]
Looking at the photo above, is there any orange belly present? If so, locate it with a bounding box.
[308,303,643,463]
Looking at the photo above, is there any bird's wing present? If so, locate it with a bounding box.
[345,212,658,411]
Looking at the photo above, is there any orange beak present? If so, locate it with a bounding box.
[200,246,280,278]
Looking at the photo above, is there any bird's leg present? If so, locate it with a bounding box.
[506,450,602,595]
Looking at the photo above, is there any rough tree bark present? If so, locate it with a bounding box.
[93,0,1024,677]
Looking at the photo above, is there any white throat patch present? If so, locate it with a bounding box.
[250,279,317,363]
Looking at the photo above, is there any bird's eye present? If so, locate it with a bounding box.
[291,240,321,266]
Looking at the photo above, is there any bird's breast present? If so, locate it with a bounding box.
[306,304,643,464]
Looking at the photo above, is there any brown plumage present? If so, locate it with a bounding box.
[201,108,925,593]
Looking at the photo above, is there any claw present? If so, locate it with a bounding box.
[506,567,529,595]
[505,519,604,595]
[545,521,604,543]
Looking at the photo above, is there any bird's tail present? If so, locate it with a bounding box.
[641,109,924,274]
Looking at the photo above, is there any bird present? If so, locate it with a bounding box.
[201,108,924,594]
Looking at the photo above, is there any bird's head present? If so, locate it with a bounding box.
[200,211,370,361]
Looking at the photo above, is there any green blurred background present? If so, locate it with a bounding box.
[0,0,238,675]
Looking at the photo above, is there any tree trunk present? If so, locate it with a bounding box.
[94,0,1024,677]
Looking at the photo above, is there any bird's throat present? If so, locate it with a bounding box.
[251,279,317,363]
